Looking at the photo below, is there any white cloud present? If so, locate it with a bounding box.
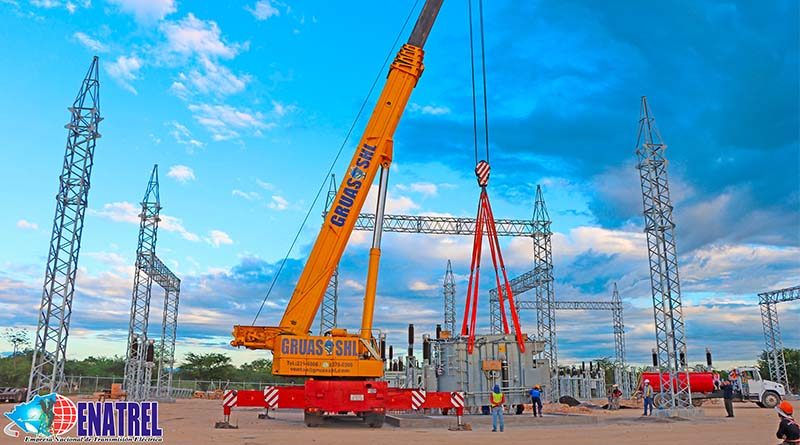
[31,0,59,8]
[409,280,438,291]
[169,81,190,99]
[271,100,296,117]
[177,56,250,97]
[363,186,420,214]
[31,0,87,12]
[246,0,280,20]
[396,182,438,197]
[342,279,365,291]
[160,14,244,60]
[16,219,38,231]
[89,201,139,224]
[107,0,176,23]
[188,103,272,141]
[255,179,276,191]
[158,215,200,242]
[267,195,289,211]
[89,201,200,242]
[106,55,142,94]
[232,189,261,201]
[167,165,196,183]
[167,121,204,150]
[410,103,451,116]
[205,230,233,247]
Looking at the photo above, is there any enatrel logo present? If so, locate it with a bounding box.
[4,393,163,442]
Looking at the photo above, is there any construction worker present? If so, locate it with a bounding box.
[775,400,800,444]
[722,379,735,418]
[642,379,654,416]
[490,384,505,432]
[610,384,622,410]
[529,385,543,417]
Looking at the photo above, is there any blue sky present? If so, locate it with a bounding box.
[0,0,797,371]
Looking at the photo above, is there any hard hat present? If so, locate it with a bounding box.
[612,384,618,387]
[644,379,650,383]
[776,400,794,417]
[534,385,541,389]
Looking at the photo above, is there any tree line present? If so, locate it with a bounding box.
[2,329,798,393]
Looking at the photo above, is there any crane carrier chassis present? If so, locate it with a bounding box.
[217,384,465,428]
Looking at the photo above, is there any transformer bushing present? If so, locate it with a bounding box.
[28,57,102,399]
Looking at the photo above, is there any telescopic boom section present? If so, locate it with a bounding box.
[232,0,443,353]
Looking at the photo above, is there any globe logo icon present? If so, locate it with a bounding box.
[51,395,78,436]
[3,393,77,437]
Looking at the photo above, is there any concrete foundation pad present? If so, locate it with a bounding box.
[652,407,705,418]
[386,413,598,429]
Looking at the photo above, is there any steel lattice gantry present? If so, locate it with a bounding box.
[494,286,627,397]
[531,185,559,401]
[123,165,181,401]
[319,175,339,334]
[442,260,456,334]
[636,96,691,410]
[611,283,629,397]
[28,57,103,399]
[758,285,800,392]
[353,213,536,236]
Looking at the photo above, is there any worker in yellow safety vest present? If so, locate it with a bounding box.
[490,384,505,432]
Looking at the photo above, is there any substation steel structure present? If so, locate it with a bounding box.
[759,285,800,393]
[123,165,181,401]
[318,176,538,332]
[322,180,613,402]
[28,57,102,399]
[636,96,692,410]
[442,259,456,334]
[318,175,339,334]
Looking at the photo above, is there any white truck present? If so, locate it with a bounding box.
[689,367,786,408]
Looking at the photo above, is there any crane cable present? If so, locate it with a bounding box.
[468,0,490,165]
[252,0,422,325]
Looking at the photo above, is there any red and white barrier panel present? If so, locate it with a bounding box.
[219,387,466,422]
[263,386,279,408]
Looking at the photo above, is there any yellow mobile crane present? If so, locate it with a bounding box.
[229,0,445,427]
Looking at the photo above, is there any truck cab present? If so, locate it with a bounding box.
[730,367,785,408]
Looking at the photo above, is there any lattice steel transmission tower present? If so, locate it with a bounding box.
[443,260,456,334]
[532,185,558,401]
[611,282,629,396]
[28,57,102,399]
[123,165,181,401]
[319,174,339,334]
[636,96,691,410]
[759,285,800,392]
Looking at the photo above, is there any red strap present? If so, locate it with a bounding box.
[482,195,525,352]
[460,184,526,354]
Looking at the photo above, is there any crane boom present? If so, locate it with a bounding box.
[231,1,443,380]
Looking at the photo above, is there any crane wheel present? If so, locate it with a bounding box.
[304,412,323,427]
[364,413,385,428]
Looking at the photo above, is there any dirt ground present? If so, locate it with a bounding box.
[1,398,797,445]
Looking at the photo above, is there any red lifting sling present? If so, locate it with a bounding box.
[460,161,525,353]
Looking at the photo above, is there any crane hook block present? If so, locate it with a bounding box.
[475,161,490,187]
